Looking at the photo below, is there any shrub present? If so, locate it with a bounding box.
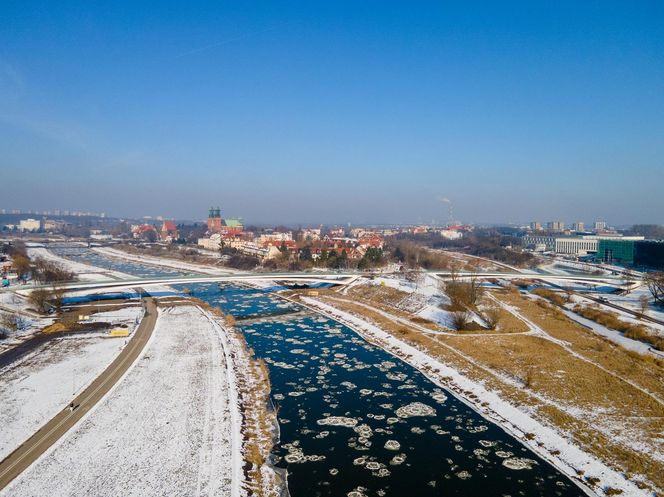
[483,307,501,330]
[452,311,472,331]
[29,289,54,314]
[445,277,484,310]
[512,279,535,289]
[32,257,75,283]
[532,288,567,306]
[574,304,664,351]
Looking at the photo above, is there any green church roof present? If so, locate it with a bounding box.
[224,218,243,227]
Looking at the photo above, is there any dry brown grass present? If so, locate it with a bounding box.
[573,304,664,351]
[314,292,664,493]
[532,287,568,306]
[346,284,418,310]
[242,356,276,496]
[481,295,530,333]
[499,293,664,392]
[342,285,448,331]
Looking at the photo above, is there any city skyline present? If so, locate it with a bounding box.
[0,204,638,229]
[1,2,663,224]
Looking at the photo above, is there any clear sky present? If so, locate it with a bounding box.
[1,1,662,225]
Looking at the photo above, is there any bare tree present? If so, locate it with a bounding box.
[49,286,66,312]
[28,289,53,314]
[445,274,484,311]
[32,258,74,283]
[646,272,664,305]
[405,269,424,290]
[639,295,650,318]
[0,312,29,338]
[12,254,31,280]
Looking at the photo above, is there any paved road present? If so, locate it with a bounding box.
[542,279,664,327]
[0,296,158,490]
[578,292,664,327]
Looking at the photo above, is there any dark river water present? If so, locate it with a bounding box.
[53,247,586,497]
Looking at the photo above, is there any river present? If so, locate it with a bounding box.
[53,246,586,497]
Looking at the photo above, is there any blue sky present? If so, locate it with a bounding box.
[1,1,662,225]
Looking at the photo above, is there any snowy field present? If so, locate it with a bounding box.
[0,292,52,351]
[3,305,235,497]
[0,336,124,461]
[600,286,664,330]
[0,306,141,460]
[356,275,491,329]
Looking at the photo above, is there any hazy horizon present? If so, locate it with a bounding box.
[1,2,662,225]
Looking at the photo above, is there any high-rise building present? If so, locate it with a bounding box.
[529,221,542,231]
[593,221,607,231]
[547,221,565,232]
[572,222,585,232]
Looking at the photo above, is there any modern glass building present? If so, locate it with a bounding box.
[635,241,664,269]
[597,239,635,264]
[597,239,664,269]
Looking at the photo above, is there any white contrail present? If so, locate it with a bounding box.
[175,24,282,58]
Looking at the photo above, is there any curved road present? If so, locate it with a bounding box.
[0,297,158,490]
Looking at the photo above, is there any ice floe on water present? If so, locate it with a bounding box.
[502,457,538,470]
[283,441,327,464]
[430,390,448,404]
[384,440,400,451]
[317,416,358,428]
[395,402,436,418]
[182,284,590,497]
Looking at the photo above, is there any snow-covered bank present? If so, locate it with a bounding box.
[559,306,655,356]
[27,246,129,281]
[93,246,236,276]
[3,303,282,497]
[3,305,235,497]
[300,297,652,497]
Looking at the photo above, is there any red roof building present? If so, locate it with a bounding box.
[161,220,178,240]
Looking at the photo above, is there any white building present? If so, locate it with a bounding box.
[554,237,599,255]
[19,218,41,232]
[524,234,645,256]
[438,229,463,240]
[236,241,281,260]
[198,233,222,251]
[258,232,293,243]
[300,228,321,241]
